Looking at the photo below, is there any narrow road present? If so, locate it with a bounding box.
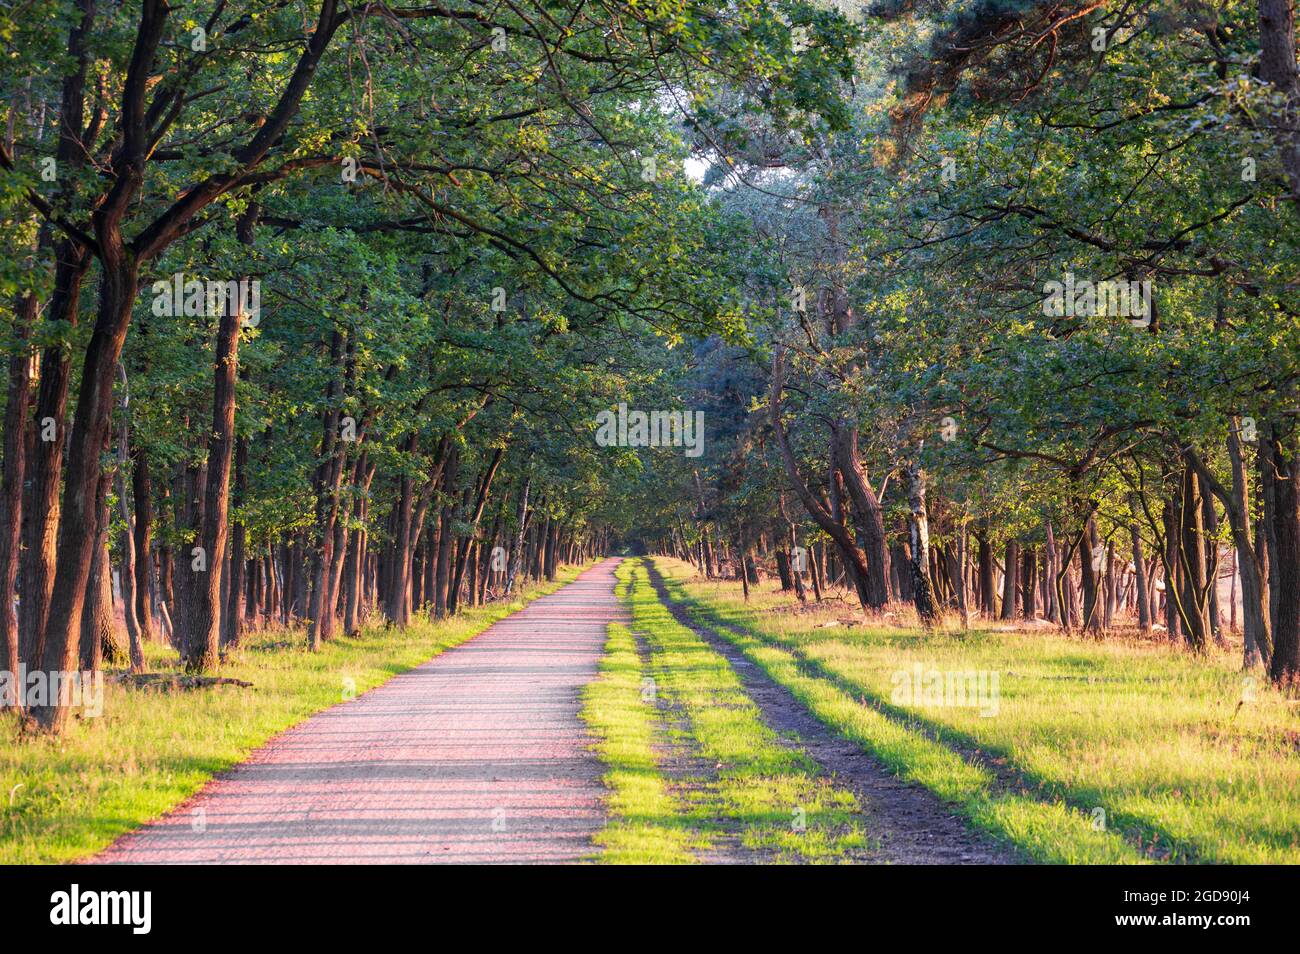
[94,559,624,864]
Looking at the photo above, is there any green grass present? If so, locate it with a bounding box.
[581,559,867,863]
[579,615,701,863]
[652,556,1300,864]
[0,567,581,864]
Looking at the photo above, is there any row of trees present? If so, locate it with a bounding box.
[619,0,1300,688]
[4,1,1297,752]
[0,0,859,732]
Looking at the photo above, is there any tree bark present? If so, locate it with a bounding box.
[28,0,170,734]
[307,329,348,649]
[112,364,145,672]
[131,446,156,641]
[222,435,249,649]
[1130,523,1151,634]
[1258,0,1300,204]
[174,291,242,670]
[830,423,891,608]
[20,247,90,672]
[1263,426,1300,685]
[1161,496,1183,643]
[903,461,939,624]
[78,490,117,674]
[504,476,531,597]
[18,0,97,676]
[1185,430,1271,667]
[976,528,996,617]
[769,348,880,612]
[384,433,420,626]
[447,447,503,615]
[1201,488,1223,644]
[1000,540,1019,620]
[1044,520,1059,623]
[0,289,35,708]
[433,446,459,618]
[1177,463,1211,652]
[1021,546,1038,621]
[1078,515,1102,634]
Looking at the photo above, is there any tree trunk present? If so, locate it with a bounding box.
[976,529,996,617]
[384,433,420,626]
[778,498,808,604]
[504,477,531,597]
[1177,463,1211,652]
[1130,523,1151,634]
[1263,426,1300,685]
[131,446,157,641]
[78,494,117,674]
[769,349,880,612]
[222,435,249,649]
[307,329,348,649]
[738,530,751,601]
[1044,520,1059,623]
[0,289,35,708]
[31,251,144,731]
[1021,546,1038,621]
[950,528,971,626]
[830,423,891,608]
[1161,498,1182,643]
[543,518,558,582]
[175,296,241,671]
[447,447,503,615]
[1201,489,1223,645]
[342,459,373,636]
[112,365,145,672]
[775,549,794,591]
[1000,540,1019,620]
[1078,515,1102,634]
[903,462,938,624]
[1257,0,1300,204]
[27,0,155,732]
[1187,430,1271,667]
[434,446,459,618]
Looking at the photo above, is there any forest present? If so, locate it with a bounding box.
[0,0,1297,872]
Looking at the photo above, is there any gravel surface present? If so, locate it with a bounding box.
[94,559,624,865]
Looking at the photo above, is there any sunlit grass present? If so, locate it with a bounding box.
[0,567,581,864]
[583,559,867,863]
[653,557,1300,864]
[580,619,701,863]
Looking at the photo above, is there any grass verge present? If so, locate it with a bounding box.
[579,615,700,863]
[0,565,582,864]
[652,557,1300,864]
[583,558,867,863]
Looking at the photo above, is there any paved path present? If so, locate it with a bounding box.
[95,559,624,864]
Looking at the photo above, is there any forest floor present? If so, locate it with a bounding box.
[0,566,583,864]
[650,557,1300,864]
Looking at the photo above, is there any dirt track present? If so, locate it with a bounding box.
[643,562,1017,865]
[94,559,624,864]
